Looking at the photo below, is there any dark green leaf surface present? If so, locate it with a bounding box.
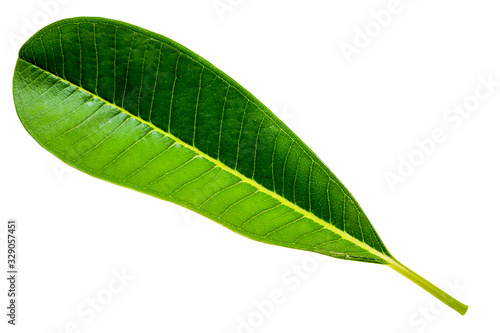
[12,17,468,314]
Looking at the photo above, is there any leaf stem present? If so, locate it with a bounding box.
[387,258,468,315]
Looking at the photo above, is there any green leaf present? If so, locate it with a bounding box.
[13,17,467,315]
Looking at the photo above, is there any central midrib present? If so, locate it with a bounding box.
[20,58,392,264]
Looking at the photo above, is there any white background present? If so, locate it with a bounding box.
[1,0,499,332]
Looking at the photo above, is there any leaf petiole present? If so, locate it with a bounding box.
[387,258,468,315]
